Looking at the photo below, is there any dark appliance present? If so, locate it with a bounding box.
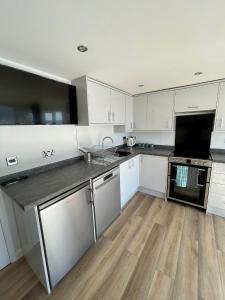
[174,113,215,159]
[167,112,214,209]
[167,156,211,209]
[0,64,77,125]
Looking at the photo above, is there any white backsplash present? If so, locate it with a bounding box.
[210,131,225,149]
[0,125,126,177]
[133,131,175,146]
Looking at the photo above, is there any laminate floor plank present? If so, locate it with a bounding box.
[213,215,225,252]
[0,194,224,300]
[121,223,166,300]
[198,213,223,300]
[148,270,174,300]
[157,204,185,279]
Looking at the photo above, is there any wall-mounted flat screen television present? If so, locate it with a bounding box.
[0,64,77,125]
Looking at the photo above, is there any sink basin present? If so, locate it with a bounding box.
[114,150,131,157]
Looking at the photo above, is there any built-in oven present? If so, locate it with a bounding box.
[167,156,212,209]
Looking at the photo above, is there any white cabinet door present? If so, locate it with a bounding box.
[0,221,10,270]
[140,155,168,193]
[110,89,126,124]
[133,95,148,130]
[87,80,111,124]
[215,82,225,131]
[120,156,140,208]
[148,91,174,131]
[175,83,219,113]
[125,95,133,131]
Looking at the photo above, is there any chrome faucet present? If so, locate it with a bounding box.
[102,136,114,149]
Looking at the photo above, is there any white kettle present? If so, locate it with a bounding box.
[127,136,136,147]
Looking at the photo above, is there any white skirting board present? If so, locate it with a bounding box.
[138,186,166,200]
[207,206,225,218]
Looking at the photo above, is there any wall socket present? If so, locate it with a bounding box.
[42,149,55,158]
[6,156,18,166]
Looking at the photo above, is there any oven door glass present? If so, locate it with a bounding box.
[169,163,207,206]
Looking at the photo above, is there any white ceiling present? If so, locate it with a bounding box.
[0,0,225,94]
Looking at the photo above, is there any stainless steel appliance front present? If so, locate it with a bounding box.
[92,167,121,238]
[39,183,95,289]
[167,156,212,209]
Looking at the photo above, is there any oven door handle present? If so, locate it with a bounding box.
[197,168,206,187]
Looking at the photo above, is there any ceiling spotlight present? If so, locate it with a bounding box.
[77,45,88,52]
[138,84,144,87]
[194,71,203,76]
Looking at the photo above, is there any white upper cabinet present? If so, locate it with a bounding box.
[133,91,174,131]
[87,80,111,124]
[133,95,148,130]
[110,89,126,124]
[215,82,225,131]
[72,76,126,125]
[125,95,133,132]
[148,91,174,131]
[175,83,219,113]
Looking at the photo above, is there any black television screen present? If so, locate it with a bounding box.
[175,113,215,158]
[0,65,77,125]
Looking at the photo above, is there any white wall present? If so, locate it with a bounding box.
[133,131,225,149]
[133,132,175,146]
[0,125,79,177]
[77,125,125,149]
[211,131,225,149]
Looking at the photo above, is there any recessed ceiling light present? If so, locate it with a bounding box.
[77,45,88,52]
[138,84,144,87]
[194,71,203,76]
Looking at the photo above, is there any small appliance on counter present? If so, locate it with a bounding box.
[123,136,136,147]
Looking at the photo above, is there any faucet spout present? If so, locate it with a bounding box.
[102,136,114,149]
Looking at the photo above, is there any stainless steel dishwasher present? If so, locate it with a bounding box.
[39,182,95,289]
[92,167,121,238]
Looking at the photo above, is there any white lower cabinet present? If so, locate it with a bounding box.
[0,221,10,270]
[140,155,168,194]
[120,156,140,208]
[207,162,225,217]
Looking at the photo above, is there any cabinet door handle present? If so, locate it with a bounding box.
[112,112,115,122]
[108,112,111,122]
[130,122,132,129]
[187,105,199,109]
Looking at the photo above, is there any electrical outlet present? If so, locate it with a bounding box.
[6,156,18,166]
[42,149,55,158]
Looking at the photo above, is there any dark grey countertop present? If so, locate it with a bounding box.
[3,145,224,211]
[0,146,172,211]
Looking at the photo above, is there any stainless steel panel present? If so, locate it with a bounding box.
[93,167,121,238]
[40,184,95,288]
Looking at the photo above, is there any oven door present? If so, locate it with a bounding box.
[168,163,208,207]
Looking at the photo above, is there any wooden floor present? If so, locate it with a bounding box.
[1,192,225,300]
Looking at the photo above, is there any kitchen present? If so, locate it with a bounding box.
[1,1,225,300]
